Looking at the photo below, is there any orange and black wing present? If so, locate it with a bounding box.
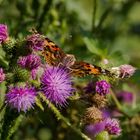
[70,61,113,77]
[42,37,66,66]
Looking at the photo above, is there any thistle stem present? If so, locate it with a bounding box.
[39,93,91,140]
[6,114,24,140]
[110,89,131,118]
[110,89,122,110]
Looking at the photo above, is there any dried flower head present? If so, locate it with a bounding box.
[96,80,110,96]
[83,106,103,124]
[0,68,5,83]
[0,24,8,43]
[91,94,107,108]
[105,118,121,135]
[26,34,44,51]
[111,64,136,78]
[5,85,37,112]
[41,66,74,106]
[119,64,136,78]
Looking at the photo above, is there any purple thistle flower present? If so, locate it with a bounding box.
[85,121,105,137]
[18,54,41,70]
[96,80,110,96]
[26,34,44,51]
[41,66,74,106]
[0,68,5,83]
[117,91,134,104]
[0,24,8,43]
[18,54,41,79]
[105,118,121,135]
[5,85,37,112]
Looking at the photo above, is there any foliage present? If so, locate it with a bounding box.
[0,0,140,140]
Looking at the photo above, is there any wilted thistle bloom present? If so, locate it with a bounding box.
[91,94,107,108]
[26,34,44,51]
[112,64,136,78]
[117,91,134,104]
[5,85,37,112]
[105,118,121,135]
[0,24,8,43]
[41,66,73,106]
[96,80,110,96]
[18,54,41,79]
[83,106,103,124]
[85,121,105,137]
[0,68,5,83]
[119,64,136,78]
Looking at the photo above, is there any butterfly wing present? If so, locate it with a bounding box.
[70,61,113,77]
[42,37,66,66]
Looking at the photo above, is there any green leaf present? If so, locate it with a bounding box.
[83,37,102,56]
[95,131,110,140]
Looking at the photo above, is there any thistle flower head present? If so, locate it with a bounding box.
[18,54,41,70]
[41,66,74,106]
[83,106,103,124]
[105,118,121,135]
[0,68,5,83]
[119,64,136,78]
[0,24,8,43]
[117,91,134,104]
[111,64,136,78]
[96,80,110,96]
[5,85,37,112]
[26,34,44,51]
[91,94,107,108]
[85,121,105,137]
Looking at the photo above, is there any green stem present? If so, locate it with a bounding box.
[0,55,9,68]
[110,89,131,118]
[39,93,91,140]
[6,114,24,140]
[110,89,122,110]
[0,104,6,114]
[91,0,97,32]
[96,7,112,29]
[37,0,53,31]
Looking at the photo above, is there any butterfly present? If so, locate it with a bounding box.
[41,37,115,77]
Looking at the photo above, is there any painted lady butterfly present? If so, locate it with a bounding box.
[41,37,115,77]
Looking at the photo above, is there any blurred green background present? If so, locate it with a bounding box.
[0,0,140,140]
